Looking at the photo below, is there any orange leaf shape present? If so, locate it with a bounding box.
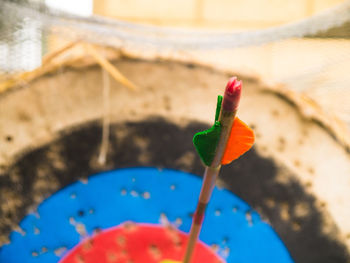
[221,117,255,165]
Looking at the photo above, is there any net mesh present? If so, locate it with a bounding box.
[1,0,350,125]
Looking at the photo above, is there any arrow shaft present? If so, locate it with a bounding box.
[182,166,218,263]
[211,111,236,167]
[183,110,236,263]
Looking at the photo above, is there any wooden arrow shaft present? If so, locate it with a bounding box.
[183,110,236,263]
[211,110,236,167]
[182,166,218,263]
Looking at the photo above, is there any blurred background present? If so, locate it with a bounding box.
[1,0,350,125]
[1,1,350,262]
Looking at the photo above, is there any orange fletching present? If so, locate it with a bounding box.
[221,117,255,165]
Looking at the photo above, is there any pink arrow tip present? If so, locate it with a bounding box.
[222,77,242,112]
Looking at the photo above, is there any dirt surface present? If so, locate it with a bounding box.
[1,58,350,262]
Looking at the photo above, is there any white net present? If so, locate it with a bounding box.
[1,0,350,125]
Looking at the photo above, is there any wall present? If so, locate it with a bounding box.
[93,0,344,29]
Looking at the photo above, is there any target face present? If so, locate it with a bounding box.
[0,168,293,263]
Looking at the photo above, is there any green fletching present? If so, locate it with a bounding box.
[193,94,223,166]
[193,121,221,166]
[215,95,223,121]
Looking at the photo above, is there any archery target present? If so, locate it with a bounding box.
[0,168,293,263]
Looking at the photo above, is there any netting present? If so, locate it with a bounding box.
[1,0,350,125]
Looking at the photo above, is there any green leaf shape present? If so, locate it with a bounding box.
[193,121,221,166]
[215,95,223,121]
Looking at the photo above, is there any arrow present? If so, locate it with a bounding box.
[183,77,255,263]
